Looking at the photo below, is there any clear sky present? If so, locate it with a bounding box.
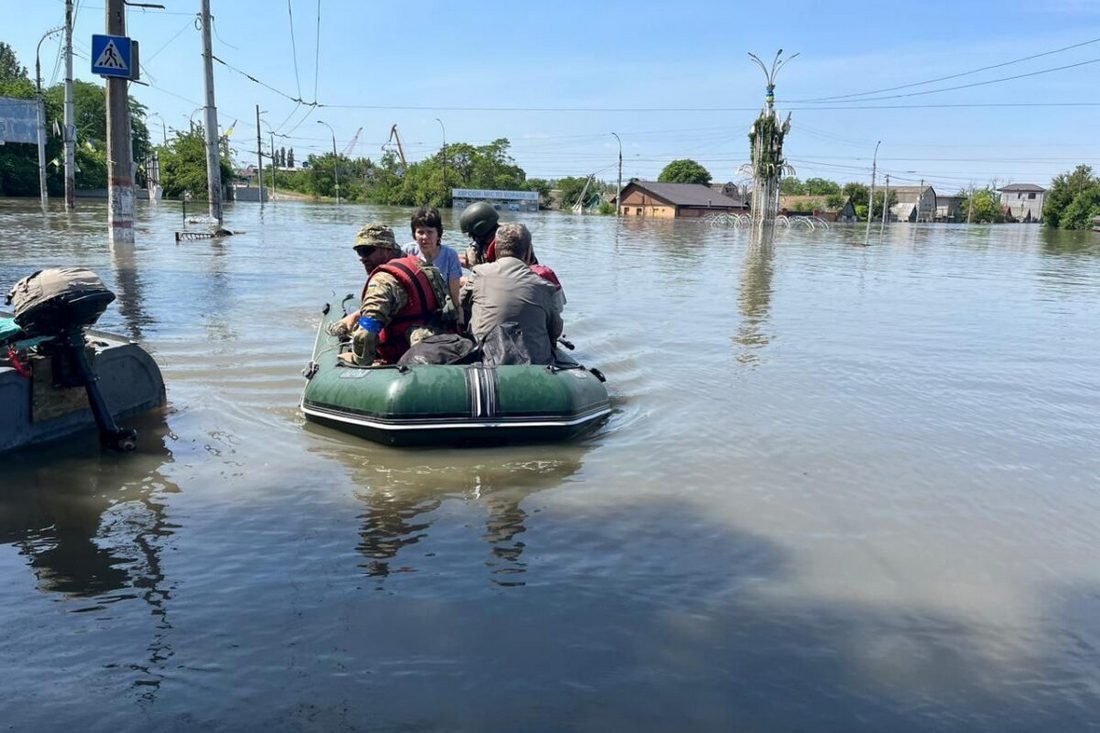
[6,0,1100,194]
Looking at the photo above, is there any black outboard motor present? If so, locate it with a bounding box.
[5,268,137,451]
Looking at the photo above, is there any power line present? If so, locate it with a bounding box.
[789,35,1100,103]
[286,0,303,99]
[312,0,321,103]
[211,54,316,106]
[784,56,1100,104]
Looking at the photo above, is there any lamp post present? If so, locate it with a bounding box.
[316,120,340,205]
[611,132,623,217]
[435,117,447,200]
[35,26,64,210]
[865,140,881,239]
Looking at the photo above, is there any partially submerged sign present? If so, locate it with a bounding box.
[0,97,40,145]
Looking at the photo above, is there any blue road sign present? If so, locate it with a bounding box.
[91,34,132,78]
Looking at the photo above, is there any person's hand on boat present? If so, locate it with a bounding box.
[327,319,351,338]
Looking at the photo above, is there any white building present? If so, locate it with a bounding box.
[997,184,1046,223]
[890,185,937,223]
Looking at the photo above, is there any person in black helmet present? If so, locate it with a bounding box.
[458,201,500,268]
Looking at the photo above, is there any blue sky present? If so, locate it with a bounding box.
[6,0,1100,193]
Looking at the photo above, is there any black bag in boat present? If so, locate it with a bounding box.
[5,267,116,337]
[397,333,478,366]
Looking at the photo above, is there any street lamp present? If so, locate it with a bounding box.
[610,132,623,217]
[316,120,340,205]
[435,117,447,198]
[35,25,65,209]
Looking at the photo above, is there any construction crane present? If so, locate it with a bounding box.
[341,126,363,158]
[384,124,408,169]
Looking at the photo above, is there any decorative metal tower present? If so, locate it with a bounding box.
[746,50,797,236]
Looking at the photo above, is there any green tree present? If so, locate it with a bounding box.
[658,159,711,185]
[1059,185,1100,229]
[1044,165,1098,228]
[159,125,233,199]
[957,187,1007,223]
[844,182,895,220]
[804,177,841,195]
[780,176,804,195]
[287,147,295,168]
[556,176,594,209]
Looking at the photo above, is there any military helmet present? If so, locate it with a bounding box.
[458,202,500,239]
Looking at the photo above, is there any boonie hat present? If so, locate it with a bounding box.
[354,223,400,251]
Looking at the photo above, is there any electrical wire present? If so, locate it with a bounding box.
[782,56,1100,104]
[312,0,321,103]
[286,0,303,100]
[789,35,1100,103]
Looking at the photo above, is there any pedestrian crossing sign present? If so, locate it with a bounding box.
[91,34,138,79]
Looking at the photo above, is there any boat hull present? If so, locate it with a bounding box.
[300,304,611,447]
[0,318,167,454]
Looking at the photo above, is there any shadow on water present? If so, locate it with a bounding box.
[0,411,179,701]
[308,436,586,589]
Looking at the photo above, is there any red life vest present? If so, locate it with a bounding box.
[530,264,561,290]
[360,255,440,364]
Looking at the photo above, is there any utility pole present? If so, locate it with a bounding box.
[611,132,623,217]
[105,0,134,243]
[270,131,276,201]
[63,0,77,210]
[255,104,264,206]
[435,118,447,200]
[200,0,223,227]
[881,174,890,227]
[916,178,924,223]
[317,120,339,205]
[35,27,63,211]
[967,184,974,224]
[865,140,880,239]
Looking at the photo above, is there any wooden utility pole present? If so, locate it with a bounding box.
[105,0,134,243]
[200,0,223,226]
[63,0,77,210]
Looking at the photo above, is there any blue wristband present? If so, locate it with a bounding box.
[358,316,383,334]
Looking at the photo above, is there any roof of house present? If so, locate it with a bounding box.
[997,183,1046,192]
[625,180,744,208]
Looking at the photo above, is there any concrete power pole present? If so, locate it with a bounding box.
[255,104,264,206]
[881,174,890,227]
[270,132,277,201]
[865,140,880,239]
[611,132,622,217]
[200,0,224,227]
[105,0,134,244]
[63,0,77,210]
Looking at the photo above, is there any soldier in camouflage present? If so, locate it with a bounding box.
[329,223,454,365]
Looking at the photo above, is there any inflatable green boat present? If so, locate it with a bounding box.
[299,300,611,446]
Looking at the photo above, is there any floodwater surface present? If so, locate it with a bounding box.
[1,198,1099,731]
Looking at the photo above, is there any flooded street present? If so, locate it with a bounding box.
[2,198,1099,731]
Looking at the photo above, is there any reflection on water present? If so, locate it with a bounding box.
[735,226,775,363]
[314,441,585,587]
[110,242,153,341]
[0,412,178,699]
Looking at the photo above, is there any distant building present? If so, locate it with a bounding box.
[452,188,539,213]
[935,194,965,222]
[890,185,937,223]
[997,183,1046,223]
[618,180,747,218]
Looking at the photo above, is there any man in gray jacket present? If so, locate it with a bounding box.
[462,223,563,365]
